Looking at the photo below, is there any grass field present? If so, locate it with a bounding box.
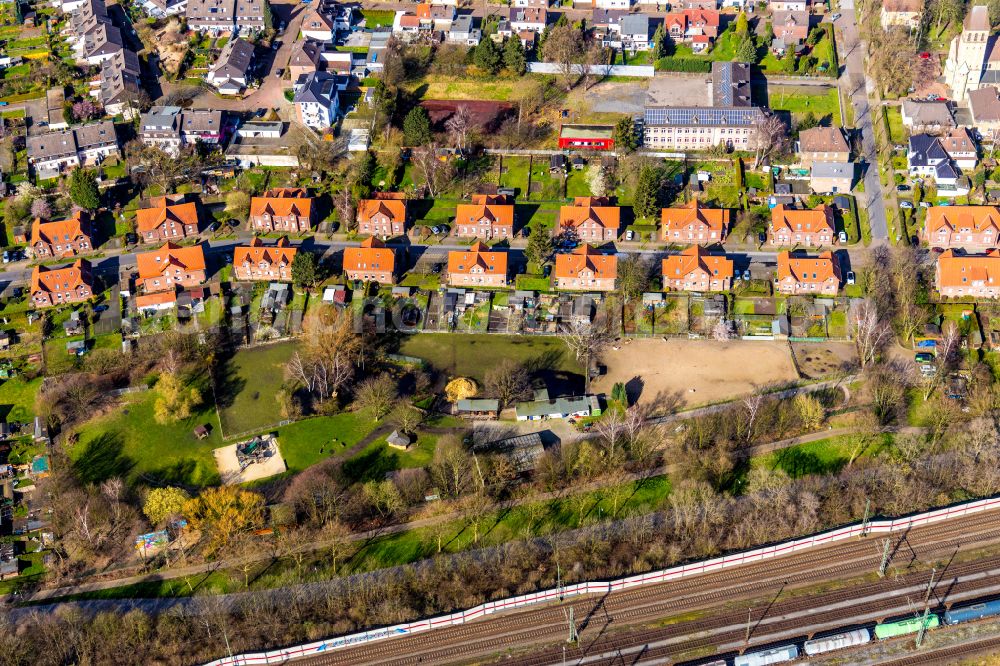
[397,334,582,385]
[752,433,894,479]
[768,85,842,126]
[277,413,376,473]
[343,432,437,484]
[885,106,907,144]
[70,371,223,487]
[360,9,394,27]
[216,341,298,436]
[405,75,519,101]
[0,376,41,422]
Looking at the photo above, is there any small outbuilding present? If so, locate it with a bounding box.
[387,430,413,450]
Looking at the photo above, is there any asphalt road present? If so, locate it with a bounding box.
[0,236,869,293]
[834,0,889,243]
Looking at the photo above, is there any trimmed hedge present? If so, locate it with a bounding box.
[654,57,712,73]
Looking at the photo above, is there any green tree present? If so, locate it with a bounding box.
[797,111,819,133]
[403,106,432,146]
[781,47,797,74]
[291,250,319,288]
[153,372,201,424]
[371,78,397,120]
[69,169,100,210]
[613,117,638,154]
[184,486,265,555]
[735,36,757,64]
[651,23,667,59]
[525,225,553,269]
[225,190,251,222]
[474,36,502,74]
[735,11,749,36]
[504,35,527,75]
[143,487,189,526]
[633,165,661,219]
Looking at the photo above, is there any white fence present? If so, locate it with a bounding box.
[525,62,655,77]
[202,494,1000,665]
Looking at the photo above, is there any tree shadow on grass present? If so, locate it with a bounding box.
[211,353,246,412]
[772,448,848,478]
[72,432,134,485]
[148,458,219,489]
[342,445,399,484]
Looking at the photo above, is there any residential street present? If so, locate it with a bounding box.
[833,0,889,243]
[158,2,306,112]
[0,235,872,293]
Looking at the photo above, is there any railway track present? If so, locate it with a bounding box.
[298,510,1000,666]
[878,635,1000,665]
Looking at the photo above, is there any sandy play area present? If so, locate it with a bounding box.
[592,339,800,408]
[214,438,287,485]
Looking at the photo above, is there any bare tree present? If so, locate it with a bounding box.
[750,113,789,169]
[740,390,765,443]
[920,322,961,400]
[287,306,360,403]
[560,317,611,391]
[851,299,892,368]
[445,105,472,153]
[354,374,397,422]
[484,359,530,411]
[411,143,455,197]
[543,24,584,90]
[713,318,738,341]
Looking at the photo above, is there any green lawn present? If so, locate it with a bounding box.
[216,341,298,436]
[69,370,223,487]
[516,275,551,292]
[361,9,396,28]
[343,431,438,484]
[0,376,41,422]
[752,434,894,479]
[499,156,530,196]
[397,334,581,384]
[276,413,376,472]
[885,105,907,144]
[768,85,842,126]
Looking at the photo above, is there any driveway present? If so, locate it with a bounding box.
[158,2,306,113]
[834,1,889,243]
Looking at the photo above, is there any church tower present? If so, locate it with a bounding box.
[946,5,992,101]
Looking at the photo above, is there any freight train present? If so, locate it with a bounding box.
[712,597,1000,666]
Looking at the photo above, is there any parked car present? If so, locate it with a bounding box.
[846,270,855,285]
[915,352,935,363]
[274,68,284,77]
[830,12,841,20]
[896,184,910,192]
[625,230,634,241]
[919,201,931,208]
[900,201,913,209]
[93,304,109,312]
[838,230,847,243]
[742,269,751,281]
[431,225,441,235]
